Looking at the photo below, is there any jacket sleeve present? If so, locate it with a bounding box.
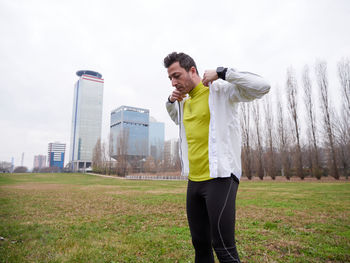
[225,68,271,102]
[165,100,179,125]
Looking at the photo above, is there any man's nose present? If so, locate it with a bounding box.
[171,78,177,87]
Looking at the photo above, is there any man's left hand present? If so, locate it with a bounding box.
[202,70,218,86]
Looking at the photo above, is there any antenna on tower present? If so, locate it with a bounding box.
[11,157,14,173]
[21,152,24,166]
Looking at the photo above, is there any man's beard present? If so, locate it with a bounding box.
[181,77,195,94]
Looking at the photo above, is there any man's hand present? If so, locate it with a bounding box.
[202,70,218,86]
[169,89,186,102]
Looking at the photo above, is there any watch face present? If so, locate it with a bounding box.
[217,67,224,73]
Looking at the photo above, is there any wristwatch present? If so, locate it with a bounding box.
[216,67,227,80]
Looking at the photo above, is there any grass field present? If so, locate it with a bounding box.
[0,173,349,263]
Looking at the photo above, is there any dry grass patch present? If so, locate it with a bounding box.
[0,186,138,224]
[0,183,66,191]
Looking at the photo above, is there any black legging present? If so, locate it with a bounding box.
[186,174,240,263]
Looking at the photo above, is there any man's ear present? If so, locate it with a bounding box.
[190,66,197,77]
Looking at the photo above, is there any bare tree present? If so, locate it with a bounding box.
[302,65,322,179]
[334,114,350,179]
[337,57,350,116]
[101,140,108,174]
[276,88,292,179]
[286,67,304,179]
[336,58,350,178]
[92,138,102,173]
[108,133,114,174]
[315,60,339,179]
[117,128,129,176]
[240,102,253,179]
[252,100,264,179]
[263,95,278,179]
[144,156,156,173]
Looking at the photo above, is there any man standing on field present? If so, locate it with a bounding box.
[164,52,270,263]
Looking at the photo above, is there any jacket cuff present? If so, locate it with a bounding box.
[168,96,175,103]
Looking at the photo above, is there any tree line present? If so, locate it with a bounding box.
[241,58,349,180]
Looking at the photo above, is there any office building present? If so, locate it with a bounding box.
[33,155,46,169]
[48,143,65,169]
[110,106,149,161]
[164,138,179,166]
[149,117,165,161]
[69,70,104,171]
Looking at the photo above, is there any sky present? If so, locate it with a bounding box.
[0,0,349,169]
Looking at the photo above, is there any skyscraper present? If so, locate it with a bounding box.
[48,143,65,169]
[110,106,149,160]
[33,155,46,170]
[69,70,104,171]
[149,117,165,161]
[164,138,180,167]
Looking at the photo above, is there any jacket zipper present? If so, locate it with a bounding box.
[178,102,185,175]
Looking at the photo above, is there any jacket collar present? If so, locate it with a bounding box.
[189,82,206,98]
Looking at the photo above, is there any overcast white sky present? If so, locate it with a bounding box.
[0,0,349,169]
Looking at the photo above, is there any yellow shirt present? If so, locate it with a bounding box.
[183,82,212,181]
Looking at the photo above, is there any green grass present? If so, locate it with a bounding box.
[0,173,349,263]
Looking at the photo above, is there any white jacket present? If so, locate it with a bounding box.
[166,68,270,180]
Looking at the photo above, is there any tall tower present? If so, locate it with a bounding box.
[69,70,104,171]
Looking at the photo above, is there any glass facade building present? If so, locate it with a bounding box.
[110,106,149,160]
[149,118,165,161]
[69,70,104,171]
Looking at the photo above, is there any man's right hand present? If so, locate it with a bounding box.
[169,89,186,102]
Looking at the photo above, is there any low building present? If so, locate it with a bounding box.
[48,142,66,170]
[0,161,12,173]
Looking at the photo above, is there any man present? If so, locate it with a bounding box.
[164,52,270,263]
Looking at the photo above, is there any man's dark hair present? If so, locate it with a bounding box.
[164,52,198,74]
